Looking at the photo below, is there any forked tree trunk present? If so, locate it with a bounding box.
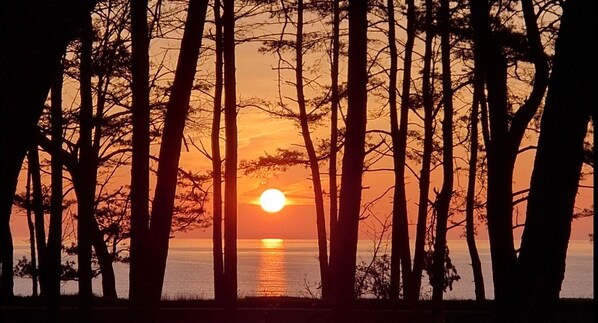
[517,1,592,321]
[388,0,415,301]
[469,0,548,304]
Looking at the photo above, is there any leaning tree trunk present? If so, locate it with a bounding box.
[294,0,330,298]
[146,0,209,312]
[517,1,593,322]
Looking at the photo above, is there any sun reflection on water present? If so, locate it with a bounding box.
[257,238,286,296]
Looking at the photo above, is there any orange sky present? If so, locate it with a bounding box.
[8,13,594,244]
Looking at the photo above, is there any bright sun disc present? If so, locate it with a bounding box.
[259,189,286,213]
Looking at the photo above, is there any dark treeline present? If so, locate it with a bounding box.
[0,0,593,323]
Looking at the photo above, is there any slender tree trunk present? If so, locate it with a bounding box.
[147,0,209,310]
[29,144,47,296]
[89,41,118,300]
[47,58,64,320]
[77,15,95,321]
[329,0,368,319]
[294,0,330,298]
[389,0,415,300]
[25,169,39,297]
[411,0,434,300]
[223,0,238,319]
[431,0,453,302]
[466,95,485,301]
[517,1,592,321]
[212,0,225,303]
[409,0,435,300]
[328,0,340,248]
[90,219,117,298]
[128,0,152,320]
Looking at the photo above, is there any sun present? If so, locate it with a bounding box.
[259,188,286,213]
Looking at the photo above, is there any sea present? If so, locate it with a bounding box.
[10,238,594,300]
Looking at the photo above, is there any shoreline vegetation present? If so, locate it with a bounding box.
[1,296,594,323]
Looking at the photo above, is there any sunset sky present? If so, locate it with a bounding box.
[8,10,594,244]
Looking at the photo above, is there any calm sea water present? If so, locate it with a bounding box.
[11,238,594,300]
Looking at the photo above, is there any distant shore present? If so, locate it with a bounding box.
[1,296,593,323]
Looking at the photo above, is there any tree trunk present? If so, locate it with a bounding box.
[431,0,453,302]
[517,1,593,321]
[77,15,95,321]
[29,144,48,296]
[128,0,152,320]
[389,0,415,301]
[469,0,548,304]
[212,0,225,303]
[147,0,209,311]
[466,94,485,301]
[328,0,340,248]
[47,58,64,320]
[294,0,330,299]
[25,168,39,297]
[1,2,97,302]
[223,0,239,319]
[411,0,434,300]
[329,0,368,318]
